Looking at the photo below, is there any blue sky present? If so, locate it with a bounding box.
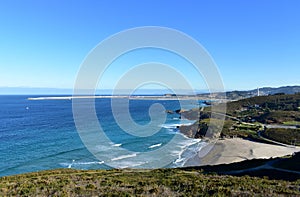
[0,0,299,93]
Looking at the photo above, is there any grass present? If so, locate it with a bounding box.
[283,121,300,126]
[1,168,300,196]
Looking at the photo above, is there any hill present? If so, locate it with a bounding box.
[197,85,300,101]
[1,153,300,196]
[180,93,300,145]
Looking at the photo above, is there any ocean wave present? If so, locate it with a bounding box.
[173,139,203,167]
[160,122,194,129]
[113,161,148,169]
[160,123,180,129]
[112,143,122,147]
[148,143,162,149]
[60,160,105,168]
[73,161,105,165]
[111,153,137,161]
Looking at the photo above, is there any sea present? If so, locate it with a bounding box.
[0,95,207,177]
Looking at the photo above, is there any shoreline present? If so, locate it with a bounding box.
[184,138,300,167]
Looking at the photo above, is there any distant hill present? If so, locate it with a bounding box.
[256,86,300,95]
[198,85,300,101]
[225,92,300,114]
[227,85,300,100]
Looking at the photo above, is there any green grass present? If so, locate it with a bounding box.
[219,120,263,140]
[1,168,300,196]
[232,123,261,130]
[283,121,300,126]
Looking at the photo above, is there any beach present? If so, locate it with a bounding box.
[185,138,300,166]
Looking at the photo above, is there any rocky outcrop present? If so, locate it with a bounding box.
[165,110,174,114]
[180,121,208,138]
[178,108,221,139]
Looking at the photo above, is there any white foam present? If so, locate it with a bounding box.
[111,153,137,161]
[67,160,75,168]
[174,158,185,163]
[177,138,201,146]
[161,122,194,129]
[148,143,162,149]
[160,123,181,129]
[61,160,104,168]
[173,138,203,166]
[74,161,104,165]
[116,161,148,169]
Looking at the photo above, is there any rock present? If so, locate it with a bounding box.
[179,122,208,139]
[166,110,174,114]
[175,109,187,114]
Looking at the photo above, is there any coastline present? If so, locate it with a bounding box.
[184,138,300,167]
[26,95,299,170]
[27,95,229,102]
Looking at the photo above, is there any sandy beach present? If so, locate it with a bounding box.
[185,138,300,167]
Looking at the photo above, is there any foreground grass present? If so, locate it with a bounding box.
[1,168,300,196]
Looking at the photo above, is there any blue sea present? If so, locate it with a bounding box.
[0,95,206,177]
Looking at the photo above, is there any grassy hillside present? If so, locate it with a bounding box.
[1,167,300,196]
[2,153,300,196]
[263,128,300,146]
[180,93,300,144]
[226,93,300,115]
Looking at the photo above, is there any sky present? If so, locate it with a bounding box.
[0,0,299,93]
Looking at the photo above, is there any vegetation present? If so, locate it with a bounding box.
[1,166,300,196]
[179,93,300,145]
[283,121,300,126]
[225,93,300,115]
[220,121,263,140]
[263,128,300,146]
[254,111,300,124]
